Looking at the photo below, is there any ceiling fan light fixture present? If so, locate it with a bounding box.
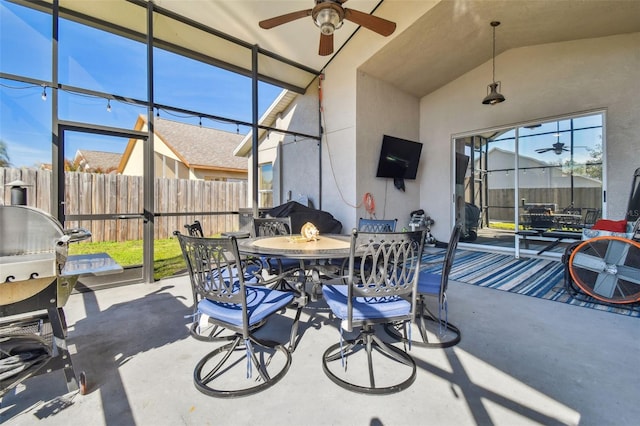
[314,7,342,35]
[553,142,566,155]
[482,21,506,105]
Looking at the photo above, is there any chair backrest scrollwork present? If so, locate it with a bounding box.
[252,217,292,237]
[345,230,425,330]
[184,220,204,237]
[175,233,250,335]
[357,218,398,233]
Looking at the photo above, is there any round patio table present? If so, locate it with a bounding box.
[238,234,351,260]
[238,234,352,351]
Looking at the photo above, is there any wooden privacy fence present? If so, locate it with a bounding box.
[486,187,601,222]
[1,167,247,242]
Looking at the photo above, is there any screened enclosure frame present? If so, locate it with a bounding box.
[2,0,324,283]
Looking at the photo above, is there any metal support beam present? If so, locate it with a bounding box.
[143,1,155,284]
[52,0,62,222]
[251,45,259,218]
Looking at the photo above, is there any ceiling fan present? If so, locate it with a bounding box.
[258,0,396,56]
[535,142,570,155]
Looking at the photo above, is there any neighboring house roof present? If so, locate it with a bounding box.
[234,89,296,157]
[75,149,122,172]
[121,116,247,172]
[155,117,247,170]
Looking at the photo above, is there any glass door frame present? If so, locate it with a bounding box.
[452,110,607,257]
[57,121,150,285]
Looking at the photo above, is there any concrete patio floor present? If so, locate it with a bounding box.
[2,274,639,426]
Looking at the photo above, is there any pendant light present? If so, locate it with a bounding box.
[482,21,505,105]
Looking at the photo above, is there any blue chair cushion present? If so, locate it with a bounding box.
[322,284,410,321]
[417,270,441,295]
[198,285,294,328]
[262,257,307,273]
[276,257,302,271]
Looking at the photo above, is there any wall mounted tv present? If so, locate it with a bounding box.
[375,135,423,179]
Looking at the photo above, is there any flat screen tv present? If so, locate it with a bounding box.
[375,135,423,179]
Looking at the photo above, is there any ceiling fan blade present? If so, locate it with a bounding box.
[343,8,396,36]
[319,33,334,56]
[259,9,312,29]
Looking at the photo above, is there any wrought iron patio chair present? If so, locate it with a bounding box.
[251,216,303,278]
[252,216,293,237]
[626,167,640,222]
[321,229,425,394]
[528,207,554,231]
[559,206,583,230]
[175,233,299,397]
[184,220,204,237]
[583,208,601,229]
[175,228,272,342]
[357,218,397,232]
[386,224,462,348]
[336,218,399,282]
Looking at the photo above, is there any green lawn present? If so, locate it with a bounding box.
[68,237,186,281]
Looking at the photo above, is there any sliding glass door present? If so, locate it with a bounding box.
[454,112,604,255]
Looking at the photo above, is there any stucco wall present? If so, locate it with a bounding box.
[355,71,421,230]
[319,54,359,229]
[276,11,638,239]
[247,126,281,207]
[122,140,144,176]
[247,86,319,208]
[419,33,640,240]
[279,86,321,208]
[319,1,437,232]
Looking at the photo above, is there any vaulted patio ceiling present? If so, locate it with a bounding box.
[360,0,640,98]
[36,0,640,97]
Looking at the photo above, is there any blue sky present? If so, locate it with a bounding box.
[0,1,282,168]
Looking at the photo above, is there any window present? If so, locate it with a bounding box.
[454,111,604,254]
[258,163,273,208]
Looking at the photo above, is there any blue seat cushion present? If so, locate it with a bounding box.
[198,285,293,328]
[417,270,441,295]
[262,257,306,273]
[418,271,442,294]
[276,257,302,271]
[322,284,410,321]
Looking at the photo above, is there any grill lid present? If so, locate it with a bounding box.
[0,206,66,257]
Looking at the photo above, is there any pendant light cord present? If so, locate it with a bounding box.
[492,24,496,82]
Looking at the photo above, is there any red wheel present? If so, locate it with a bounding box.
[568,236,640,304]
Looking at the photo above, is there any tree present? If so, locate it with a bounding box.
[584,143,603,181]
[560,143,603,181]
[0,140,10,167]
[64,158,83,171]
[64,158,116,174]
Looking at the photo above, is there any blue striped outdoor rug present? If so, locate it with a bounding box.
[421,249,640,318]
